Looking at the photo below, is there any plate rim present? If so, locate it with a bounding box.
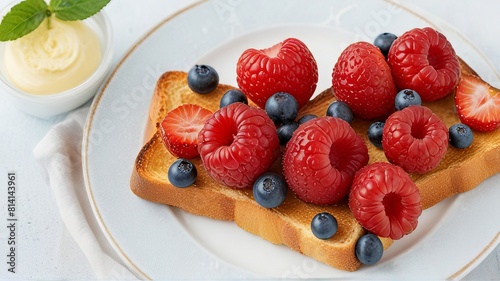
[81,0,500,279]
[82,1,207,279]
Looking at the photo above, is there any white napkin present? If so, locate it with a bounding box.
[33,104,138,280]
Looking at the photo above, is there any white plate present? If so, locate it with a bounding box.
[83,0,500,279]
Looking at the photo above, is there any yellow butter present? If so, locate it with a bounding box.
[3,16,101,95]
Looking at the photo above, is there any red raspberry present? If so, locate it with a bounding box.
[387,27,461,102]
[382,106,448,174]
[197,103,280,189]
[349,162,422,240]
[332,41,397,120]
[283,117,369,205]
[236,38,318,109]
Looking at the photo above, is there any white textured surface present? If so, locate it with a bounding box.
[0,0,498,279]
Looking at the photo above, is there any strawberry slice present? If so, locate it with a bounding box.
[160,104,213,159]
[455,74,500,132]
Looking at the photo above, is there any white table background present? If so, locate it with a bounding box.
[0,0,498,280]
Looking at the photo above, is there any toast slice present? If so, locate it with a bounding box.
[130,59,500,271]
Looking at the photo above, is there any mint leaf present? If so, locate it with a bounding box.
[0,0,48,41]
[50,0,110,21]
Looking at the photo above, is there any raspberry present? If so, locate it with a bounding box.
[283,117,369,205]
[332,41,397,120]
[387,27,461,102]
[382,106,448,174]
[197,103,280,189]
[236,37,318,109]
[349,162,422,240]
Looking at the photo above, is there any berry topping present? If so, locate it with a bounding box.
[265,92,299,124]
[220,89,248,108]
[449,123,474,149]
[187,65,219,94]
[253,172,288,208]
[277,122,299,145]
[297,114,317,125]
[236,37,318,108]
[455,74,500,132]
[373,32,398,58]
[283,117,369,205]
[326,101,354,124]
[168,158,198,188]
[367,121,385,149]
[160,104,213,159]
[311,212,338,240]
[387,27,461,102]
[382,106,448,174]
[394,89,422,111]
[349,162,422,240]
[332,42,397,119]
[197,103,280,189]
[355,233,384,265]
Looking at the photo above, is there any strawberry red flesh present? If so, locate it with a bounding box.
[455,74,500,132]
[160,104,213,159]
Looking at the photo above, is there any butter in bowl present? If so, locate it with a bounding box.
[0,0,113,119]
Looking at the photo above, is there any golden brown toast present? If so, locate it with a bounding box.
[130,59,500,271]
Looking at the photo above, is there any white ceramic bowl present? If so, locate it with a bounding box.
[0,6,113,119]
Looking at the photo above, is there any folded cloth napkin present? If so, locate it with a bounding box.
[33,104,138,280]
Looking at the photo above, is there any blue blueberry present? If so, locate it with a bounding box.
[297,114,317,125]
[326,101,353,124]
[355,233,384,265]
[449,123,474,149]
[277,122,299,145]
[395,89,422,110]
[374,32,398,57]
[187,65,219,94]
[220,89,248,108]
[253,172,288,208]
[311,212,338,240]
[265,92,299,124]
[367,121,385,149]
[168,158,197,188]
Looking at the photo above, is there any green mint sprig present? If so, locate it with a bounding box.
[0,0,110,41]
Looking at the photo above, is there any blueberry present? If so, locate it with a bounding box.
[220,89,248,108]
[355,233,384,265]
[253,172,288,208]
[265,92,299,124]
[297,114,317,125]
[277,122,299,145]
[187,65,219,94]
[168,158,197,188]
[326,101,353,123]
[374,32,398,57]
[395,89,422,110]
[311,212,338,240]
[449,123,474,149]
[367,121,385,149]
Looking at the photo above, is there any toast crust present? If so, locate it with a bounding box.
[130,133,369,270]
[131,58,500,271]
